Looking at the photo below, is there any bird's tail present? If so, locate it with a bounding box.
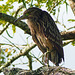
[49,49,62,66]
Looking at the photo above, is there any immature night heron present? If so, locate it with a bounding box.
[15,7,64,66]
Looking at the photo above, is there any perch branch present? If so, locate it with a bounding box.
[0,13,75,40]
[61,31,75,40]
[0,5,25,35]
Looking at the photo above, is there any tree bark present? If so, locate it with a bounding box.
[0,13,30,34]
[61,31,75,40]
[3,66,75,75]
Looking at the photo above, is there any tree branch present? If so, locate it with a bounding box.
[0,13,75,40]
[0,43,36,73]
[63,39,75,46]
[61,31,75,40]
[50,1,62,13]
[3,66,75,75]
[0,6,25,35]
[0,23,10,35]
[0,13,30,34]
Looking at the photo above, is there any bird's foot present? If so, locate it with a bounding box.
[42,51,50,67]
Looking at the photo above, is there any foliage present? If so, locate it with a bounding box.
[68,19,75,22]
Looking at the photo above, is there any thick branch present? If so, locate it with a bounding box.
[0,5,25,35]
[0,13,30,34]
[0,13,75,40]
[3,66,75,75]
[61,31,75,40]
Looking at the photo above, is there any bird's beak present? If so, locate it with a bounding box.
[14,15,25,23]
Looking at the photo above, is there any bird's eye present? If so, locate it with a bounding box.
[25,13,29,16]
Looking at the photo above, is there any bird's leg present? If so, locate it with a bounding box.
[42,49,54,67]
[46,48,49,67]
[42,48,50,67]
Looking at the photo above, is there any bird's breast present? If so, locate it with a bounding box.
[36,33,46,47]
[36,33,53,50]
[27,19,53,50]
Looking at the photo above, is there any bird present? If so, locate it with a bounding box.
[15,7,64,66]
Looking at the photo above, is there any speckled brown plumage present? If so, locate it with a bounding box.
[15,7,64,66]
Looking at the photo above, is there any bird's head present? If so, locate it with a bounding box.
[14,7,42,22]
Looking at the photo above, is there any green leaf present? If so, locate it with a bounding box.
[6,30,13,38]
[12,25,16,34]
[72,41,75,46]
[18,0,22,3]
[22,0,26,8]
[68,19,75,22]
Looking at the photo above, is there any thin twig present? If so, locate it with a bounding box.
[2,35,20,50]
[0,23,10,35]
[63,39,75,46]
[31,53,46,66]
[55,21,67,31]
[0,43,28,49]
[15,5,25,18]
[67,26,75,30]
[50,1,62,13]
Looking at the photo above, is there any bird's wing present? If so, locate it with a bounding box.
[41,11,64,60]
